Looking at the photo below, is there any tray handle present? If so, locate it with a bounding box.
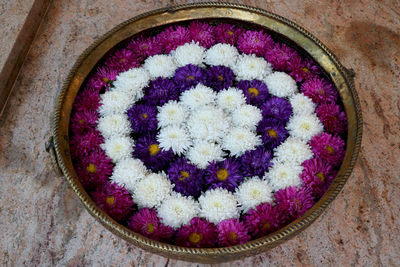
[45,136,63,177]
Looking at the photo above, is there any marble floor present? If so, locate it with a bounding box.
[0,0,399,266]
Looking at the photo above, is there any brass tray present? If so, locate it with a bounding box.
[46,2,362,263]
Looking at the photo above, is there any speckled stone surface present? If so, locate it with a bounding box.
[0,0,399,266]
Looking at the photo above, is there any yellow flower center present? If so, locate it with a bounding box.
[179,171,190,181]
[267,128,278,138]
[86,163,97,173]
[316,172,325,182]
[189,232,203,245]
[227,30,233,36]
[186,75,195,81]
[318,89,325,95]
[146,223,155,234]
[106,196,115,206]
[302,67,309,73]
[248,87,259,97]
[254,38,259,43]
[262,221,271,231]
[120,58,127,63]
[148,144,160,156]
[325,145,334,154]
[217,168,229,181]
[101,77,109,82]
[79,119,85,124]
[294,199,301,208]
[141,113,148,119]
[217,75,224,81]
[228,231,238,240]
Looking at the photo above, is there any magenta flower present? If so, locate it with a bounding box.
[265,43,300,71]
[70,109,98,135]
[127,104,158,133]
[73,88,101,113]
[128,35,163,58]
[175,217,217,248]
[244,203,282,238]
[301,77,338,104]
[188,21,216,48]
[309,132,345,166]
[158,25,191,53]
[128,208,174,242]
[301,158,336,198]
[91,182,134,221]
[274,186,315,221]
[70,129,104,157]
[217,218,250,247]
[316,103,347,134]
[214,23,245,45]
[237,30,274,56]
[104,48,141,71]
[205,158,243,192]
[289,57,320,82]
[86,67,119,91]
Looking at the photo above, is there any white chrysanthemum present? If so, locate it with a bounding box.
[97,114,130,138]
[98,90,134,116]
[172,42,205,67]
[289,93,316,116]
[286,114,323,141]
[264,72,297,98]
[234,54,272,80]
[205,43,239,67]
[198,188,239,224]
[235,177,273,212]
[113,67,150,100]
[222,127,261,157]
[180,84,216,109]
[157,194,200,228]
[143,54,177,78]
[216,87,246,112]
[186,141,225,169]
[264,162,303,191]
[274,137,313,164]
[157,101,188,127]
[110,158,148,191]
[157,125,192,155]
[101,136,134,163]
[231,104,262,129]
[133,173,172,208]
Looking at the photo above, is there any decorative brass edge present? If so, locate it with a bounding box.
[50,2,363,263]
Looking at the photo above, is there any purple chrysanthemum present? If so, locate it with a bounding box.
[173,64,206,91]
[214,23,245,45]
[86,67,119,91]
[127,35,163,58]
[309,133,345,166]
[104,48,141,71]
[127,104,158,133]
[188,21,216,48]
[316,103,347,134]
[158,25,191,53]
[301,77,338,104]
[91,182,134,221]
[75,149,113,191]
[237,79,270,106]
[205,65,235,91]
[205,158,243,192]
[133,133,174,171]
[265,43,300,72]
[256,118,288,149]
[274,186,315,220]
[301,158,336,198]
[70,109,98,135]
[168,158,204,198]
[128,208,174,242]
[70,129,104,157]
[175,217,217,248]
[237,30,274,56]
[217,218,250,247]
[73,88,101,113]
[289,57,320,82]
[143,77,179,105]
[239,146,273,177]
[244,203,282,238]
[261,96,293,123]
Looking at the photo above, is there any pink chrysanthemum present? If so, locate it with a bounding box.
[316,103,347,134]
[289,57,320,82]
[158,25,191,53]
[217,219,250,247]
[188,21,216,48]
[92,182,134,221]
[72,88,101,113]
[301,158,336,198]
[265,43,300,71]
[309,132,345,166]
[75,149,113,191]
[128,208,174,242]
[86,67,119,91]
[244,203,282,238]
[237,30,274,56]
[70,109,98,135]
[214,23,245,45]
[104,48,142,71]
[69,129,104,157]
[274,186,315,220]
[175,217,217,248]
[128,35,163,58]
[301,77,338,104]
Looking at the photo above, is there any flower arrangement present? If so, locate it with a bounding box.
[69,21,347,248]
